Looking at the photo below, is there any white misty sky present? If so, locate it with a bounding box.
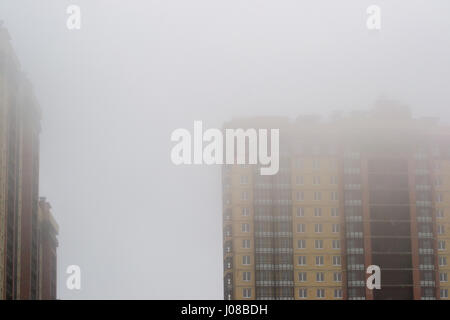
[1,0,449,299]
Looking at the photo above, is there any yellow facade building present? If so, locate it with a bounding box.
[223,106,450,300]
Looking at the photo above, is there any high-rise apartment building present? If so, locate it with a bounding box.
[38,198,59,300]
[0,23,58,300]
[222,103,450,300]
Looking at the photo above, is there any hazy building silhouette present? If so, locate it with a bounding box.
[37,198,58,300]
[0,23,58,300]
[222,104,450,300]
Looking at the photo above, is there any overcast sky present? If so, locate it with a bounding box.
[1,0,450,299]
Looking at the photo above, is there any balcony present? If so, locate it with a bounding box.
[417,216,432,223]
[348,281,365,287]
[418,232,433,238]
[346,232,363,238]
[420,280,435,287]
[346,216,363,222]
[419,264,435,270]
[345,200,362,206]
[255,232,274,237]
[347,248,364,254]
[347,264,365,271]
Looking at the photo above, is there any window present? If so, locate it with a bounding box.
[313,176,320,185]
[298,256,306,266]
[313,159,320,169]
[331,208,339,217]
[297,224,306,233]
[242,207,250,216]
[332,224,340,233]
[334,289,343,298]
[299,272,307,282]
[315,256,324,266]
[440,272,448,282]
[330,176,338,185]
[436,177,443,186]
[332,240,340,249]
[315,239,323,249]
[297,207,305,217]
[333,256,341,266]
[437,193,443,203]
[242,224,250,233]
[296,159,303,169]
[333,272,342,282]
[240,175,248,185]
[243,239,251,249]
[437,209,444,218]
[439,240,446,250]
[316,289,325,298]
[315,224,323,233]
[331,191,338,201]
[314,192,322,201]
[241,191,249,201]
[316,272,324,282]
[243,288,252,298]
[242,256,250,265]
[296,176,304,185]
[439,256,447,266]
[299,288,307,298]
[296,191,304,201]
[314,208,322,217]
[441,289,448,299]
[298,240,306,249]
[438,225,445,235]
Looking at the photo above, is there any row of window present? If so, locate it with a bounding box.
[298,288,342,299]
[230,206,340,218]
[298,255,342,266]
[235,206,444,220]
[243,288,344,299]
[297,223,340,233]
[241,223,341,234]
[236,190,446,203]
[298,271,342,282]
[240,255,342,266]
[239,191,341,201]
[298,255,331,266]
[296,207,339,217]
[297,239,341,250]
[240,175,341,186]
[295,176,338,185]
[236,238,340,250]
[236,231,444,250]
[296,191,339,201]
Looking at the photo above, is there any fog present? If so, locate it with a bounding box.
[1,0,449,299]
